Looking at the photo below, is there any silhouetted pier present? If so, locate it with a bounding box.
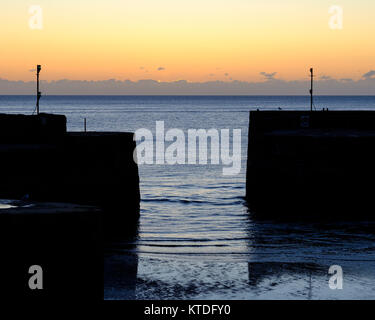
[246,110,375,217]
[0,113,140,223]
[0,112,140,299]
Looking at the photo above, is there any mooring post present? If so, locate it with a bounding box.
[36,65,42,115]
[310,67,313,112]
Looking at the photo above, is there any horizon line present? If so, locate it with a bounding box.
[1,94,375,96]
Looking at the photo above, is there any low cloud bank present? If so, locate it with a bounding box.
[1,77,374,95]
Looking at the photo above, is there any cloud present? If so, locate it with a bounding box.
[362,70,375,79]
[157,67,165,71]
[320,75,332,80]
[340,78,353,82]
[260,72,277,80]
[1,76,375,95]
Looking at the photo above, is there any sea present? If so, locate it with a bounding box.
[1,95,375,300]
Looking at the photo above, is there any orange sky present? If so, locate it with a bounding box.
[1,0,375,82]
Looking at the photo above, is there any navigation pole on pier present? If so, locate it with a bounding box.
[309,67,313,112]
[36,65,42,115]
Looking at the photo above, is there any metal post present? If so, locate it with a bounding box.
[36,65,42,115]
[310,68,313,112]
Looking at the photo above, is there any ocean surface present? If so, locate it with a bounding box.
[1,95,375,300]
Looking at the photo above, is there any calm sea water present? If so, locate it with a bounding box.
[1,95,375,300]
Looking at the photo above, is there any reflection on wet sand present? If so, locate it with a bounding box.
[104,203,375,300]
[245,212,375,299]
[248,262,323,299]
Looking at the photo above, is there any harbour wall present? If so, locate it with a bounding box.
[246,110,375,217]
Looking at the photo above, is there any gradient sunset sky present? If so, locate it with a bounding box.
[1,0,374,83]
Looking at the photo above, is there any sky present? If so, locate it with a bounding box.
[1,0,375,94]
